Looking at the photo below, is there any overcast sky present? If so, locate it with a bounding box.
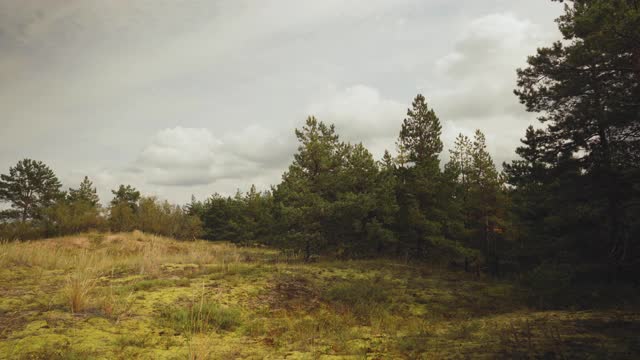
[0,0,564,205]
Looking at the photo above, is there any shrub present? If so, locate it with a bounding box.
[522,263,574,308]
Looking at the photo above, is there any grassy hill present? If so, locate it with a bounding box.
[0,232,638,359]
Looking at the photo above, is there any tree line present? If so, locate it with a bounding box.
[1,1,638,284]
[0,167,203,240]
[187,101,506,266]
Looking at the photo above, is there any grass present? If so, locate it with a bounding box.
[0,232,638,359]
[64,271,97,313]
[325,277,392,322]
[158,287,243,335]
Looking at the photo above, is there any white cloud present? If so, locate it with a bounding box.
[139,127,220,169]
[432,12,553,118]
[436,13,544,80]
[308,85,405,157]
[134,126,295,187]
[427,12,559,166]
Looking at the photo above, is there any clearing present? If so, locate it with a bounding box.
[0,232,638,359]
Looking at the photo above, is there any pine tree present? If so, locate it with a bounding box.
[110,185,141,211]
[0,159,63,222]
[446,134,473,194]
[398,94,443,165]
[68,176,100,207]
[395,94,446,258]
[468,130,502,260]
[444,134,474,244]
[274,116,345,260]
[514,0,640,264]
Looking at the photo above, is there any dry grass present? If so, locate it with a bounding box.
[1,232,638,359]
[0,231,247,275]
[0,231,249,318]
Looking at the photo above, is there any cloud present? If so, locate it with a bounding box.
[426,12,559,166]
[309,85,405,140]
[0,2,564,203]
[134,126,295,187]
[308,85,406,157]
[436,13,543,80]
[139,127,220,169]
[431,12,553,119]
[305,14,559,167]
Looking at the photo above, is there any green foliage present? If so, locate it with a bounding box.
[108,202,136,233]
[108,192,202,240]
[67,176,100,207]
[0,159,63,223]
[198,187,274,243]
[43,199,105,236]
[0,220,44,240]
[398,94,443,164]
[110,184,141,211]
[507,0,640,270]
[271,117,400,259]
[522,263,575,309]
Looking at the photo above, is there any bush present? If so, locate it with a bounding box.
[522,263,574,308]
[43,200,105,236]
[0,221,44,240]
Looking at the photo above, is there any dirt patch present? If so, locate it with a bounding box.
[263,273,320,311]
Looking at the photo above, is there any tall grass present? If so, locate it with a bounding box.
[63,251,101,313]
[159,280,242,335]
[64,272,97,314]
[325,277,393,322]
[0,232,250,317]
[0,232,248,274]
[160,301,242,334]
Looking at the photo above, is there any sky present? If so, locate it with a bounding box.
[0,0,565,205]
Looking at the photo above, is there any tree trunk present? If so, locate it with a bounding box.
[484,213,489,258]
[598,123,623,264]
[305,238,311,262]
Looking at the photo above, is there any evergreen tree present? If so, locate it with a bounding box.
[68,176,100,207]
[109,202,136,233]
[395,94,446,259]
[274,116,345,260]
[468,130,503,260]
[398,94,443,165]
[514,0,640,265]
[110,185,141,211]
[446,134,473,196]
[444,134,474,244]
[0,159,63,223]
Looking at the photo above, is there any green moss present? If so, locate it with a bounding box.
[131,278,190,292]
[1,233,639,359]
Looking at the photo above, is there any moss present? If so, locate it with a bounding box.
[131,278,191,292]
[1,233,639,359]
